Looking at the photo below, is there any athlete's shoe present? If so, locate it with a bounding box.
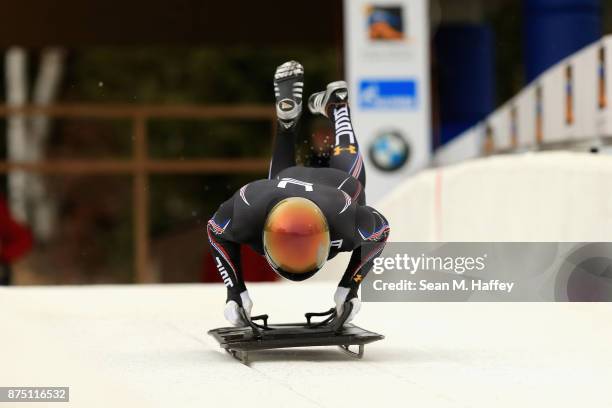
[274,60,304,129]
[308,81,348,118]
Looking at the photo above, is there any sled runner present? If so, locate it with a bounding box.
[207,302,384,364]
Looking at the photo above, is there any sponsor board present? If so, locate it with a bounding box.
[345,0,430,198]
[358,79,418,110]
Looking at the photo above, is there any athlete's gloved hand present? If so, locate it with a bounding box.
[224,290,253,326]
[334,286,361,324]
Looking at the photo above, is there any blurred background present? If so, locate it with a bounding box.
[0,0,610,285]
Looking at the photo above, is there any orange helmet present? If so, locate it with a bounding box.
[263,197,330,280]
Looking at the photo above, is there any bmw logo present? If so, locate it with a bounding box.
[369,130,410,171]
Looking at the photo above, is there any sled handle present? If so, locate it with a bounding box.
[305,302,353,330]
[250,314,269,328]
[305,308,336,326]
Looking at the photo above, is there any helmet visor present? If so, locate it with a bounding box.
[263,198,330,274]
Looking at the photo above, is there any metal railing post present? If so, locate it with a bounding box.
[133,115,151,283]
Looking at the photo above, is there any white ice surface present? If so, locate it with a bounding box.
[1,283,612,408]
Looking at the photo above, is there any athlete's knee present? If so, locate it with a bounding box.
[366,206,390,240]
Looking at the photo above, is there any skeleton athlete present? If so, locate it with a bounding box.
[207,61,390,326]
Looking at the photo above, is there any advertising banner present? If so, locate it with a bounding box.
[344,0,431,200]
[572,42,598,140]
[596,36,612,137]
[486,103,512,152]
[514,85,537,148]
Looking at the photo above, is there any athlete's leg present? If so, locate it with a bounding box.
[269,121,299,179]
[328,104,365,188]
[268,61,304,179]
[308,81,366,203]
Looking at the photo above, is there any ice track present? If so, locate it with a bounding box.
[2,283,612,407]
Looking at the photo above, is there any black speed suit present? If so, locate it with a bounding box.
[207,103,390,306]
